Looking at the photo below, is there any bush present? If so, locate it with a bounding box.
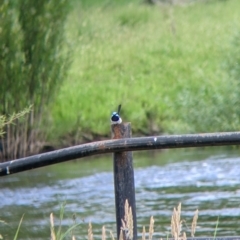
[0,0,71,160]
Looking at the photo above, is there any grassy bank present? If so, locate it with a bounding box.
[48,0,240,141]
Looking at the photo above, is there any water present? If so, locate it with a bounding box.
[1,147,240,239]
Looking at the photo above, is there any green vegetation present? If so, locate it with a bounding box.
[0,214,24,240]
[0,0,71,158]
[213,216,220,240]
[2,0,240,149]
[0,106,31,137]
[49,0,240,141]
[50,203,81,240]
[13,214,24,240]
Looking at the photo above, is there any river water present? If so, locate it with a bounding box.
[1,147,240,239]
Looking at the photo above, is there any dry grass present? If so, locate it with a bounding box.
[120,199,134,240]
[102,226,106,240]
[148,216,154,240]
[48,202,198,240]
[85,202,197,240]
[191,209,199,237]
[141,216,154,240]
[88,222,94,240]
[110,230,115,240]
[142,226,146,240]
[171,203,199,240]
[50,213,56,240]
[171,203,182,239]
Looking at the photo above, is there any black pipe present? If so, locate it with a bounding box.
[1,131,240,177]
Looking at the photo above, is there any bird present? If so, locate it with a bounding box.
[110,104,122,124]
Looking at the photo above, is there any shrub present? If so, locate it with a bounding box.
[0,0,71,160]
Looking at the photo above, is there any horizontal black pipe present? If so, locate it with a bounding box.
[1,131,240,177]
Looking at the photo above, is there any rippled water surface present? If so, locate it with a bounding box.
[1,147,240,239]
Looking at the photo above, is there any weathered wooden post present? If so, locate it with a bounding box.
[111,123,137,240]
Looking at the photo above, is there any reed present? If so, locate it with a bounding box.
[171,203,182,239]
[0,107,32,161]
[191,209,199,237]
[102,226,106,240]
[120,199,134,240]
[88,222,94,240]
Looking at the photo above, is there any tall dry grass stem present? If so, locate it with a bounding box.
[110,231,115,240]
[50,213,56,240]
[191,209,198,237]
[121,199,134,240]
[88,222,94,240]
[171,203,182,239]
[148,216,154,240]
[102,226,106,240]
[142,226,146,240]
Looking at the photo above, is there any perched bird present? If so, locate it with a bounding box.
[111,104,122,124]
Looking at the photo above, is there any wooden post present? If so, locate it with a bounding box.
[111,123,137,240]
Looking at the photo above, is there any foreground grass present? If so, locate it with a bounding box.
[49,0,240,141]
[7,202,200,239]
[50,202,220,240]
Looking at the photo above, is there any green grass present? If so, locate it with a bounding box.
[13,215,24,240]
[48,0,240,141]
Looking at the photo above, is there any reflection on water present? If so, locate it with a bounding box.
[1,147,240,239]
